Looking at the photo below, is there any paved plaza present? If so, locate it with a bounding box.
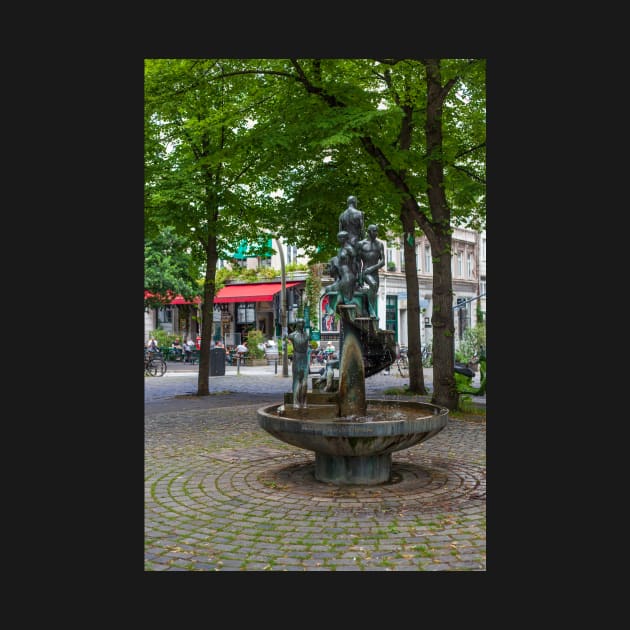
[144,363,486,571]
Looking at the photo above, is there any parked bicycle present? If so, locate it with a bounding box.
[144,349,167,377]
[395,345,409,377]
[387,344,430,376]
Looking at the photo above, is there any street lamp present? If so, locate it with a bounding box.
[275,237,289,377]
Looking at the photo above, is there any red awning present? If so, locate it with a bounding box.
[213,281,301,303]
[144,291,202,305]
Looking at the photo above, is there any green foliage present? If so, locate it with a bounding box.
[457,394,475,413]
[144,227,200,308]
[304,267,323,329]
[150,329,176,348]
[456,323,486,363]
[476,304,484,324]
[246,329,266,358]
[279,337,294,359]
[215,265,278,288]
[144,58,485,403]
[286,262,308,273]
[454,371,474,392]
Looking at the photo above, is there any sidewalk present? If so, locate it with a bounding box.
[160,358,486,407]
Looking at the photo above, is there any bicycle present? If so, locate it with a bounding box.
[395,345,409,377]
[144,350,167,377]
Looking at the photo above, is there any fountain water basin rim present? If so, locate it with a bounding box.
[257,399,449,457]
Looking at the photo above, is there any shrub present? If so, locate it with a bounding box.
[151,329,176,348]
[456,324,486,364]
[246,329,266,359]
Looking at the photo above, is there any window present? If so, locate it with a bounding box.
[387,248,394,264]
[416,244,421,271]
[424,245,431,273]
[467,252,472,278]
[457,252,463,277]
[456,297,470,340]
[482,238,486,261]
[157,306,172,324]
[480,277,486,295]
[236,302,256,324]
[286,245,298,264]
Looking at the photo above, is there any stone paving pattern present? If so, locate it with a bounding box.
[145,366,486,571]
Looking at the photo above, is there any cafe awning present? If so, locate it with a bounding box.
[213,281,301,303]
[144,291,202,305]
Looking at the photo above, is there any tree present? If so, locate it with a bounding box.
[217,59,485,408]
[145,58,486,409]
[144,226,200,309]
[145,59,286,395]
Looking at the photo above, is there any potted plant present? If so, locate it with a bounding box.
[387,261,397,272]
[245,329,267,366]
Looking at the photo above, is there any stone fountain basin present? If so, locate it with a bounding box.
[257,399,448,457]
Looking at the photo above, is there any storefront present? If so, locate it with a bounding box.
[145,281,306,346]
[144,291,202,342]
[213,281,304,345]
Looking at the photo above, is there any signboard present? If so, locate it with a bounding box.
[320,295,339,332]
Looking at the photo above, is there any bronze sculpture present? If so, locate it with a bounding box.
[357,224,385,318]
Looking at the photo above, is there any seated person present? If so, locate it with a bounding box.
[171,337,184,361]
[235,342,248,360]
[183,338,195,362]
[324,341,336,360]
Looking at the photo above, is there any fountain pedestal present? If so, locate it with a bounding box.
[315,453,392,485]
[257,209,448,485]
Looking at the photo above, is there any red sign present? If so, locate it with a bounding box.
[320,295,338,332]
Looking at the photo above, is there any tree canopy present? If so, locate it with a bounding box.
[144,58,485,406]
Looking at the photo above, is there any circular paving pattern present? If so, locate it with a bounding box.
[145,406,486,571]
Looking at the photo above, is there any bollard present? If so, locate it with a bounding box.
[237,355,240,375]
[274,359,277,374]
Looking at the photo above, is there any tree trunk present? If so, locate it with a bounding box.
[197,234,219,396]
[429,230,457,409]
[424,58,458,410]
[401,209,427,394]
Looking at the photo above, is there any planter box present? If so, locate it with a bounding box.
[246,358,268,366]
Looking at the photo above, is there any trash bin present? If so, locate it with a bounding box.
[210,347,226,376]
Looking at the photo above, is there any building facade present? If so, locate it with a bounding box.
[145,230,485,351]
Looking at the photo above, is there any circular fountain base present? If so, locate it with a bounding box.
[257,399,449,486]
[315,453,392,485]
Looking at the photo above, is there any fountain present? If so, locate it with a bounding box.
[257,197,449,485]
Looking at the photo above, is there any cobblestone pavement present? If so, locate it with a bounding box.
[144,365,486,571]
